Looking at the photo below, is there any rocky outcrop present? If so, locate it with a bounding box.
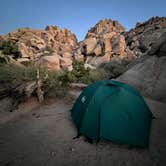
[148,32,166,56]
[0,26,78,70]
[74,19,136,67]
[39,55,60,71]
[1,16,166,71]
[118,33,166,102]
[125,17,166,57]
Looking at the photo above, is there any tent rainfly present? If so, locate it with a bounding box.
[71,80,152,147]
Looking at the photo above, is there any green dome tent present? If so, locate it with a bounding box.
[71,80,152,147]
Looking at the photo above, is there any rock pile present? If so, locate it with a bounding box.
[0,26,78,70]
[0,17,166,71]
[125,16,166,57]
[118,32,166,102]
[74,19,135,67]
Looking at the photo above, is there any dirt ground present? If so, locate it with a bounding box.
[0,96,166,166]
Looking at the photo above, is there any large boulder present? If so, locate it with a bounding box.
[0,26,78,70]
[118,34,166,102]
[148,32,166,56]
[40,55,60,70]
[81,38,97,55]
[118,56,166,102]
[111,35,126,56]
[59,57,73,71]
[125,17,166,57]
[75,19,135,67]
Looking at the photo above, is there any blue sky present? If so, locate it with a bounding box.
[0,0,166,41]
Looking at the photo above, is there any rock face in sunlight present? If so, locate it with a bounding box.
[0,26,78,70]
[74,19,136,67]
[0,16,166,71]
[118,32,166,102]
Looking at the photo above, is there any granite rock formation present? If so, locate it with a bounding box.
[0,26,78,70]
[125,16,166,57]
[74,19,135,67]
[118,32,166,102]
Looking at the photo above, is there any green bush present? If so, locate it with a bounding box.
[71,60,90,80]
[100,60,129,78]
[66,60,109,84]
[0,52,10,64]
[0,64,36,89]
[0,41,20,58]
[87,69,109,83]
[0,64,69,98]
[42,70,70,98]
[0,59,128,99]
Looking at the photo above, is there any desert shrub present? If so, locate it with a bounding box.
[100,59,129,78]
[42,70,70,98]
[69,60,90,83]
[67,60,109,84]
[87,69,109,83]
[71,61,89,78]
[0,64,69,98]
[0,52,10,64]
[0,41,20,58]
[0,58,128,99]
[0,64,36,89]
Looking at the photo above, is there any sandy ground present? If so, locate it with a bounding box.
[0,96,166,166]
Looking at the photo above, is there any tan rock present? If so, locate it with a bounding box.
[0,25,78,70]
[104,37,112,53]
[86,53,110,67]
[94,44,102,56]
[74,54,84,61]
[59,57,73,71]
[18,43,31,58]
[85,56,93,64]
[84,63,96,69]
[40,55,60,70]
[111,35,126,55]
[83,38,97,55]
[86,19,125,38]
[62,52,73,58]
[78,19,131,67]
[103,32,116,39]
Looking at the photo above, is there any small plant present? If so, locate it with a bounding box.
[67,60,109,84]
[0,52,10,64]
[0,64,37,90]
[100,59,129,78]
[42,70,70,98]
[0,63,70,98]
[70,60,90,82]
[0,40,20,58]
[87,69,109,83]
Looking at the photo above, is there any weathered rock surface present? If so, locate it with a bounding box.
[118,33,166,102]
[40,55,60,70]
[125,16,166,57]
[0,26,78,70]
[74,19,135,67]
[148,32,166,56]
[0,16,166,71]
[118,56,166,102]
